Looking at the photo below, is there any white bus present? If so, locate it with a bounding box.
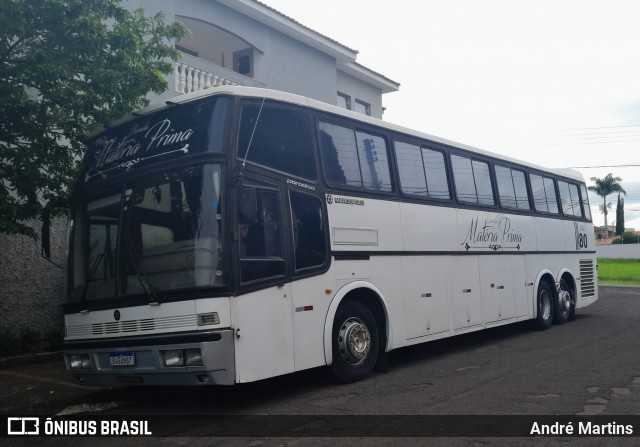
[48,86,597,385]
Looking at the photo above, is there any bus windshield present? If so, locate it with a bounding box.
[69,164,224,304]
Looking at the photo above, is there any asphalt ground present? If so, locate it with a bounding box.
[1,285,640,447]
[0,284,638,416]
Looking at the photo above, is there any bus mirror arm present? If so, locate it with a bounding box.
[41,198,68,270]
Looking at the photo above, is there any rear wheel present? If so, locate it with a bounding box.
[554,278,576,324]
[535,281,553,330]
[330,300,379,383]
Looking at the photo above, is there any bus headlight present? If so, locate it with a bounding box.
[163,350,184,367]
[185,348,203,366]
[162,349,203,367]
[69,354,92,369]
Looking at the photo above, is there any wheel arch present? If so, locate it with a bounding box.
[558,268,578,297]
[323,281,390,366]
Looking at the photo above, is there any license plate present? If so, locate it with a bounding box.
[109,352,135,366]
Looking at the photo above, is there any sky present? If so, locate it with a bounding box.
[265,0,640,230]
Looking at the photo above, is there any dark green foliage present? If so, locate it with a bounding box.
[612,232,640,245]
[0,326,63,356]
[616,193,624,235]
[0,0,188,238]
[588,174,626,238]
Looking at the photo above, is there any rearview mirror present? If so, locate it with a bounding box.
[41,198,68,260]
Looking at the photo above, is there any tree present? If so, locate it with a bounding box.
[616,192,625,235]
[588,174,626,238]
[0,0,188,238]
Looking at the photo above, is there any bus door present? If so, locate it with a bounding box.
[232,179,294,383]
[287,188,330,372]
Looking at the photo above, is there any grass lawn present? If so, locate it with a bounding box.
[598,258,640,286]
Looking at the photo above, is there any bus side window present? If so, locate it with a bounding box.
[238,104,316,180]
[558,181,576,216]
[319,121,393,192]
[558,181,582,218]
[451,154,495,205]
[496,165,530,210]
[319,122,362,188]
[290,191,327,271]
[239,187,285,283]
[580,184,592,220]
[531,174,559,214]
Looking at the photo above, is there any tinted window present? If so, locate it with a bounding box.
[423,148,450,199]
[239,187,285,283]
[356,131,392,191]
[451,155,476,203]
[319,122,392,192]
[396,142,427,196]
[569,183,582,217]
[239,104,316,180]
[580,184,592,220]
[319,122,362,187]
[452,155,494,205]
[558,181,575,216]
[290,192,327,270]
[558,181,583,217]
[544,177,559,214]
[496,165,530,210]
[531,174,559,214]
[395,142,450,199]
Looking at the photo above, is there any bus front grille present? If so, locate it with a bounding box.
[67,315,197,338]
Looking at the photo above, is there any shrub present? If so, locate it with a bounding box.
[612,232,640,244]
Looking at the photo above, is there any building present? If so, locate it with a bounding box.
[0,0,399,341]
[127,0,400,118]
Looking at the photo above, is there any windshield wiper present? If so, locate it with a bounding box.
[123,235,164,304]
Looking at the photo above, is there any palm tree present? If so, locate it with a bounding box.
[588,174,626,238]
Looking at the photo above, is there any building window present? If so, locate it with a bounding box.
[233,48,253,77]
[175,45,198,57]
[354,100,371,116]
[337,93,351,110]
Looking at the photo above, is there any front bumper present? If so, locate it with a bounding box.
[63,329,235,385]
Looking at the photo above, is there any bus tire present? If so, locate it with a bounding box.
[535,281,554,330]
[554,278,575,324]
[330,300,379,383]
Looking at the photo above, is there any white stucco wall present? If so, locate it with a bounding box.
[596,244,640,259]
[337,71,384,118]
[126,0,393,118]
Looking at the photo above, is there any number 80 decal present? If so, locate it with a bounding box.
[575,223,588,250]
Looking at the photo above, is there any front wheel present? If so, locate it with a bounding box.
[330,300,379,383]
[535,281,554,330]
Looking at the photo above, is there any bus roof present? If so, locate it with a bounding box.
[90,86,585,183]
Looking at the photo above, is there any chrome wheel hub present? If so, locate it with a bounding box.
[559,290,572,311]
[338,317,371,366]
[540,290,551,320]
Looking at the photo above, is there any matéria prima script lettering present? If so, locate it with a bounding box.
[462,216,523,251]
[88,118,194,179]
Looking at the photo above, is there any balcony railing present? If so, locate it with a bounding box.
[175,63,237,93]
[174,52,265,94]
